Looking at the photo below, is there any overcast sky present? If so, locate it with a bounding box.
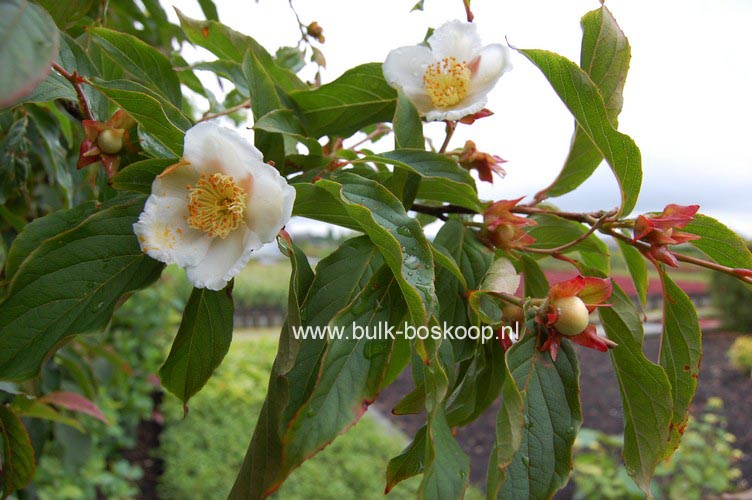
[167,0,752,237]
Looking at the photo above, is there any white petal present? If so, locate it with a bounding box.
[383,45,434,91]
[183,121,261,186]
[245,162,296,243]
[185,227,262,291]
[467,44,511,100]
[427,20,483,62]
[133,195,211,267]
[424,96,487,122]
[151,162,201,200]
[400,85,437,116]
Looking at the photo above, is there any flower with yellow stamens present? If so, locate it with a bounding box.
[382,20,511,122]
[133,122,295,290]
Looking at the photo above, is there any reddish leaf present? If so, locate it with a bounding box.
[39,392,109,425]
[578,277,613,306]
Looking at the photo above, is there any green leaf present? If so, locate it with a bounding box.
[89,27,182,106]
[445,342,506,427]
[176,10,305,93]
[598,284,673,494]
[275,46,305,73]
[230,238,315,499]
[526,213,610,274]
[242,50,286,167]
[486,349,524,494]
[433,220,493,333]
[386,427,427,493]
[0,195,164,381]
[290,63,397,138]
[253,109,323,156]
[392,385,426,416]
[517,255,549,298]
[394,89,424,149]
[230,237,383,498]
[36,0,94,29]
[519,48,642,216]
[90,78,190,156]
[191,60,249,97]
[292,183,361,231]
[430,242,467,290]
[495,333,582,499]
[368,150,482,212]
[0,405,35,496]
[659,272,702,456]
[159,285,234,405]
[197,0,219,21]
[11,71,76,105]
[282,268,406,476]
[112,158,176,194]
[0,0,59,107]
[543,6,631,198]
[309,173,436,324]
[682,213,752,269]
[420,405,469,498]
[419,333,469,498]
[56,33,109,120]
[617,239,648,309]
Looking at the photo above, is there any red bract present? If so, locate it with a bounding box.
[483,197,535,249]
[538,275,616,361]
[458,108,493,125]
[633,204,700,267]
[458,140,507,183]
[77,110,136,179]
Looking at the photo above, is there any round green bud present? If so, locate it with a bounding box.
[552,296,590,336]
[97,128,124,155]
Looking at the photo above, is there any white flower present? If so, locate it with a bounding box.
[133,122,295,291]
[383,20,511,122]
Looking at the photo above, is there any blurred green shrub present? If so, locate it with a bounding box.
[711,271,752,332]
[729,335,752,376]
[231,261,291,310]
[29,280,182,498]
[572,397,744,499]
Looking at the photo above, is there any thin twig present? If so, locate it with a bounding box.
[523,212,613,255]
[490,291,525,307]
[602,227,752,285]
[463,0,474,22]
[411,201,752,285]
[52,62,94,121]
[438,120,457,154]
[349,124,391,150]
[198,99,252,122]
[288,0,309,43]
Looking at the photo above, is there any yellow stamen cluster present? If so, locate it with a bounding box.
[187,173,247,239]
[423,56,471,109]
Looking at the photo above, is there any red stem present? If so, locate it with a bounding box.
[52,62,94,121]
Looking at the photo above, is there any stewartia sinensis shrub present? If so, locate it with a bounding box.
[1,1,751,498]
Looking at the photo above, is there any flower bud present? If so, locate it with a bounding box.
[97,128,125,155]
[489,223,516,248]
[552,296,590,336]
[307,22,325,43]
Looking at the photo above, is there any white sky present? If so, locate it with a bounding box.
[166,0,752,237]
